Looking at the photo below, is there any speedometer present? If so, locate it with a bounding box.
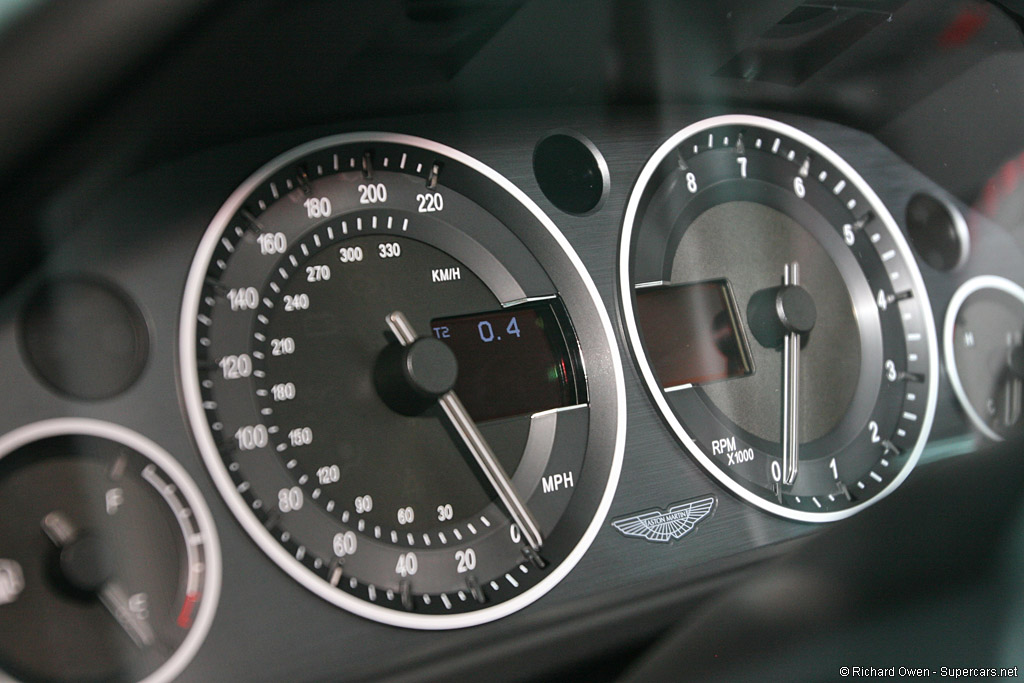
[619,115,938,521]
[180,133,624,628]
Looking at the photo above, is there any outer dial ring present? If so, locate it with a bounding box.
[944,275,1024,441]
[619,114,939,522]
[0,418,221,683]
[180,133,625,628]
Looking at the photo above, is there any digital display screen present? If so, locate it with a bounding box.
[635,280,752,388]
[431,302,583,422]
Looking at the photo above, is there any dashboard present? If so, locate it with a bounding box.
[2,1,1024,681]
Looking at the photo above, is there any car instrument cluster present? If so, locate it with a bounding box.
[1,109,1021,680]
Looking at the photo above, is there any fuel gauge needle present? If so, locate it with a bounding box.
[98,582,155,649]
[42,511,155,648]
[385,311,544,553]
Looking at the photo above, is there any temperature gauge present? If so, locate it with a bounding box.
[945,276,1024,441]
[0,419,220,683]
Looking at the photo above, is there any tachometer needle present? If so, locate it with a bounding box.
[385,311,544,552]
[747,262,816,487]
[781,263,802,486]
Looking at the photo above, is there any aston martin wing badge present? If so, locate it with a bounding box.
[611,496,715,543]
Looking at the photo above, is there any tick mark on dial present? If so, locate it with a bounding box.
[466,576,486,604]
[400,580,413,610]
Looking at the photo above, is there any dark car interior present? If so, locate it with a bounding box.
[2,1,1024,681]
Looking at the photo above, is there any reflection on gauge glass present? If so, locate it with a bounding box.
[620,114,938,522]
[180,133,624,629]
[944,276,1024,441]
[0,419,220,683]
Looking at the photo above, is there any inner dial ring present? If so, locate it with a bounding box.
[250,226,575,552]
[619,114,938,522]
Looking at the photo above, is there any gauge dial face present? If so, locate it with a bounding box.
[180,133,624,628]
[0,419,220,683]
[620,115,938,521]
[945,276,1024,441]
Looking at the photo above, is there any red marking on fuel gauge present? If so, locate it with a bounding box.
[178,591,200,629]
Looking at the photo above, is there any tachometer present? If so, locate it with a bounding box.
[180,133,624,628]
[619,115,938,521]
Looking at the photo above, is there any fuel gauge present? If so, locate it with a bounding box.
[0,419,220,683]
[945,276,1024,441]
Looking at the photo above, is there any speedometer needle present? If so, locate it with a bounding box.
[385,311,544,553]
